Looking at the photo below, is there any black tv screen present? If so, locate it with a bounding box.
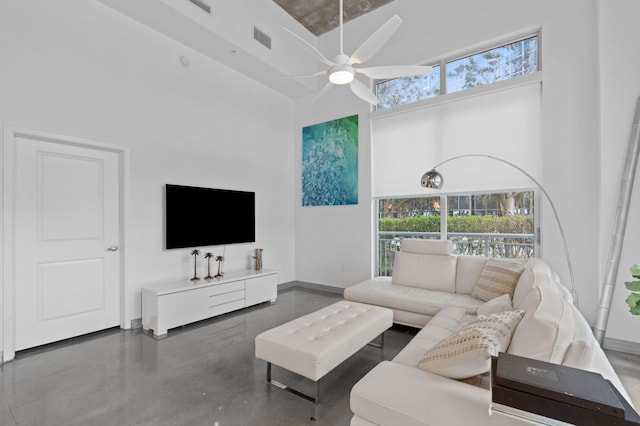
[165,184,255,249]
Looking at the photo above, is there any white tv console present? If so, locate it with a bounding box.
[142,269,277,337]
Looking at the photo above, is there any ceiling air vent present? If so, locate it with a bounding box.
[187,0,211,14]
[253,26,272,50]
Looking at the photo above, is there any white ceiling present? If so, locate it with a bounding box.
[97,0,400,101]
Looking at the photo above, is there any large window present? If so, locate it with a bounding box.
[376,34,539,110]
[376,191,535,276]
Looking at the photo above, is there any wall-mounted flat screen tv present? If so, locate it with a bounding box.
[165,184,255,249]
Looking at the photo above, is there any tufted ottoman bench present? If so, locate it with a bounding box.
[255,300,393,420]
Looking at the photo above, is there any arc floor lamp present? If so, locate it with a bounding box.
[420,154,577,306]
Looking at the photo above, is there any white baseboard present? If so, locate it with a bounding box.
[278,281,345,295]
[603,337,640,355]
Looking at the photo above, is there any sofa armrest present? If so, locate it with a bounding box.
[351,361,498,426]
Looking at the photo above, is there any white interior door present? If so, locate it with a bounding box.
[14,136,121,351]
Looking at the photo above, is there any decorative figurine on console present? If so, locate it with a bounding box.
[204,252,214,281]
[253,248,263,271]
[214,255,224,279]
[190,249,200,282]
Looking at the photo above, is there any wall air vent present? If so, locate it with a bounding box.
[187,0,211,14]
[253,26,272,50]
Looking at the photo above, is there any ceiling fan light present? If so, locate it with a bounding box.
[329,67,354,85]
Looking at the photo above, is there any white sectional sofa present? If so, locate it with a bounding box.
[344,239,634,426]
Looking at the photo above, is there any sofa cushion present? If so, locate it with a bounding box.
[392,251,457,292]
[455,256,490,294]
[512,259,554,308]
[471,259,525,301]
[417,309,525,379]
[512,267,535,308]
[391,310,433,328]
[344,278,483,319]
[552,270,575,304]
[350,361,492,426]
[562,304,595,369]
[393,307,473,367]
[507,286,574,363]
[476,294,513,316]
[401,238,452,255]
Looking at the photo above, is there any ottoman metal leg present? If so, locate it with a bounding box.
[367,331,385,349]
[266,362,320,421]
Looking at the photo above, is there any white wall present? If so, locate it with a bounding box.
[597,0,640,344]
[294,88,374,287]
[0,0,296,336]
[295,0,605,326]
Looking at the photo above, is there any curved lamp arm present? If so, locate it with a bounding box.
[421,154,577,306]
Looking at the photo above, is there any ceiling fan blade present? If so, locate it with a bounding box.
[349,79,380,105]
[282,27,335,66]
[262,71,326,82]
[309,82,334,105]
[356,65,433,79]
[349,15,402,65]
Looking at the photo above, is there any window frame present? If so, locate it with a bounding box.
[374,189,541,277]
[374,30,542,111]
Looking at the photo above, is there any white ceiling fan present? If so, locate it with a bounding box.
[282,0,432,105]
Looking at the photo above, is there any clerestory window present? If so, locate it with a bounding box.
[376,34,539,110]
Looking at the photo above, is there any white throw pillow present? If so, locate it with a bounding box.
[471,259,525,302]
[476,294,513,316]
[417,309,525,379]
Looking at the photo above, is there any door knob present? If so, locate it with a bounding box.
[107,246,119,251]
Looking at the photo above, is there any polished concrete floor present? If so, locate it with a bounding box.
[1,287,639,426]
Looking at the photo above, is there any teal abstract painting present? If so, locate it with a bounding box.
[302,115,358,206]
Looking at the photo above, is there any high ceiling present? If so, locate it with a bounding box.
[96,0,404,100]
[273,0,395,36]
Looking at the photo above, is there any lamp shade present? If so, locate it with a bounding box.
[420,169,443,189]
